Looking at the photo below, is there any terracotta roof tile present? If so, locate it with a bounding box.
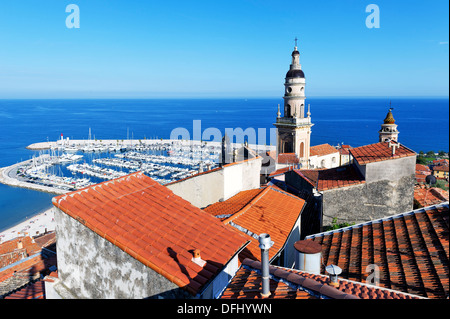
[350,142,416,165]
[52,172,249,296]
[414,185,449,207]
[221,258,420,299]
[434,165,449,172]
[306,202,449,299]
[205,186,305,262]
[310,144,339,157]
[293,165,365,191]
[0,236,42,269]
[203,188,265,221]
[277,153,299,164]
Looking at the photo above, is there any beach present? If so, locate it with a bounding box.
[0,207,56,243]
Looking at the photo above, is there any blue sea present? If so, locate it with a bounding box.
[0,98,448,232]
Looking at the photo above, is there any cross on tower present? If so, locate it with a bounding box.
[294,37,298,47]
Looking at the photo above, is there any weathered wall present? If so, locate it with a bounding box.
[321,174,415,227]
[364,156,416,183]
[54,208,191,299]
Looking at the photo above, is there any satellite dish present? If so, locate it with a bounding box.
[425,175,437,185]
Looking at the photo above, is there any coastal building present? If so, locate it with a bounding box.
[274,41,313,169]
[433,165,449,180]
[304,202,449,299]
[283,141,417,228]
[379,108,399,142]
[203,185,306,268]
[49,172,249,299]
[308,143,340,169]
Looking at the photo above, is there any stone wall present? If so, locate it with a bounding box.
[321,174,416,227]
[54,208,190,299]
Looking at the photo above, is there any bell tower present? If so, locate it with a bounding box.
[274,39,313,168]
[379,107,399,142]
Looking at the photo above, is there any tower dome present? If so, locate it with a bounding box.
[383,108,395,124]
[286,69,305,79]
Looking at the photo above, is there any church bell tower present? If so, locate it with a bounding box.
[274,39,313,168]
[379,107,399,142]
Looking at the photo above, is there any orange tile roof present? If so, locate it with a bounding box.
[221,258,419,299]
[268,166,292,177]
[350,142,416,165]
[306,202,449,299]
[416,164,431,173]
[293,165,365,191]
[206,186,305,262]
[203,188,265,221]
[433,159,449,166]
[414,186,449,207]
[277,153,299,164]
[52,172,249,296]
[310,144,339,157]
[0,236,42,269]
[434,165,449,172]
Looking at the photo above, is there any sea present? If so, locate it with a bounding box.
[0,97,448,232]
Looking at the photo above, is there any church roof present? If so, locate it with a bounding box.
[293,165,365,191]
[349,142,416,165]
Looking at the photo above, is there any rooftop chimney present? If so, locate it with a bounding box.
[326,264,342,288]
[191,249,206,267]
[258,233,274,298]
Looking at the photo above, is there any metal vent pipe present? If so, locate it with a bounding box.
[258,233,274,298]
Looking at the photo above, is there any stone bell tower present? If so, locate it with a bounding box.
[274,39,313,168]
[379,107,399,142]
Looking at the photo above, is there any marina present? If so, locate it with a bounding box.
[1,137,226,194]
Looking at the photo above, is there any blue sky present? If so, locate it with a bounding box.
[0,0,448,98]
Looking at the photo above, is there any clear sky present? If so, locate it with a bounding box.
[0,0,448,98]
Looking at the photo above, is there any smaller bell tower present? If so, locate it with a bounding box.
[379,107,399,142]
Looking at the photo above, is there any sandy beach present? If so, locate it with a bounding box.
[0,207,56,243]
